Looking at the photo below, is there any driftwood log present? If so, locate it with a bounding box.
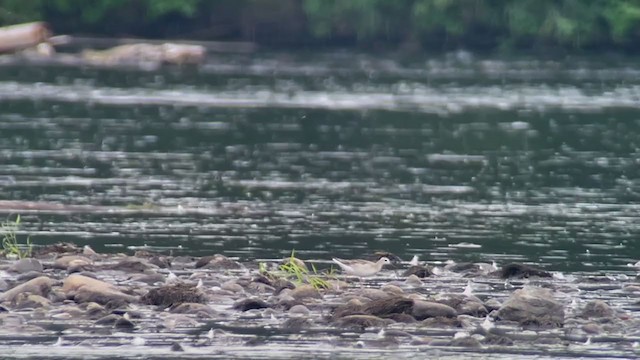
[0,22,51,53]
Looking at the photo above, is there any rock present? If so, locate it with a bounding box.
[412,300,458,320]
[95,314,122,325]
[404,275,423,287]
[171,342,184,352]
[114,317,136,329]
[33,242,81,257]
[359,288,391,301]
[275,296,301,311]
[0,279,9,292]
[68,260,95,273]
[16,271,47,282]
[332,299,365,319]
[128,272,165,285]
[381,284,404,295]
[386,313,417,323]
[195,254,243,270]
[582,323,602,334]
[363,296,413,318]
[85,302,106,318]
[63,274,137,306]
[170,302,216,317]
[484,298,502,312]
[9,258,43,273]
[581,300,614,319]
[14,294,50,309]
[483,334,514,346]
[421,316,462,327]
[111,257,158,273]
[233,298,271,312]
[0,276,55,303]
[53,255,92,270]
[289,285,321,300]
[148,256,172,269]
[335,314,394,329]
[403,265,432,278]
[221,281,245,294]
[495,286,564,327]
[248,282,275,293]
[288,304,310,316]
[281,317,312,331]
[444,262,480,273]
[141,283,206,307]
[497,263,552,279]
[434,294,488,317]
[450,336,481,347]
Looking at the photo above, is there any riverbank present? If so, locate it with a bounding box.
[2,1,640,54]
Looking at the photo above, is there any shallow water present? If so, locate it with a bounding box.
[2,51,640,358]
[2,52,640,272]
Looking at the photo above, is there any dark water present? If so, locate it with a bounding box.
[2,52,640,272]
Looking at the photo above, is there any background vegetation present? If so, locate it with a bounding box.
[2,0,640,52]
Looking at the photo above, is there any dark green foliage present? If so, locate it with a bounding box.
[2,0,640,51]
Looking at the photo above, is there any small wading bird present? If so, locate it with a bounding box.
[332,257,391,279]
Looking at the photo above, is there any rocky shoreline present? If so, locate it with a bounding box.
[1,243,639,359]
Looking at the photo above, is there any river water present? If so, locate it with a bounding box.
[2,52,640,272]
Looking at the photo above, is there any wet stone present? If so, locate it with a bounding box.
[288,304,310,316]
[171,342,184,352]
[434,294,488,317]
[497,263,552,279]
[403,265,432,278]
[9,258,43,274]
[281,317,312,331]
[114,317,136,329]
[111,257,158,273]
[170,302,216,317]
[412,300,458,320]
[95,314,121,325]
[16,271,47,282]
[221,280,245,293]
[363,296,413,318]
[581,300,614,319]
[63,274,138,306]
[14,294,50,309]
[421,316,463,328]
[195,254,243,270]
[289,284,321,300]
[450,336,482,347]
[495,286,564,327]
[0,276,55,303]
[335,314,393,329]
[233,298,271,311]
[53,255,93,270]
[128,272,165,285]
[33,242,81,257]
[141,283,207,307]
[582,322,603,334]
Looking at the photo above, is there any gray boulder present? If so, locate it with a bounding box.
[412,300,458,320]
[495,286,564,327]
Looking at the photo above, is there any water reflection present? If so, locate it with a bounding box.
[1,53,640,272]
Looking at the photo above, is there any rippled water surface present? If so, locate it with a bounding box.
[2,52,640,272]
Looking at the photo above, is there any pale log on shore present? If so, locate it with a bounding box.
[61,36,256,53]
[0,22,51,53]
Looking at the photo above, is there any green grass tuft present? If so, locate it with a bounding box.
[277,249,334,290]
[1,215,32,259]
